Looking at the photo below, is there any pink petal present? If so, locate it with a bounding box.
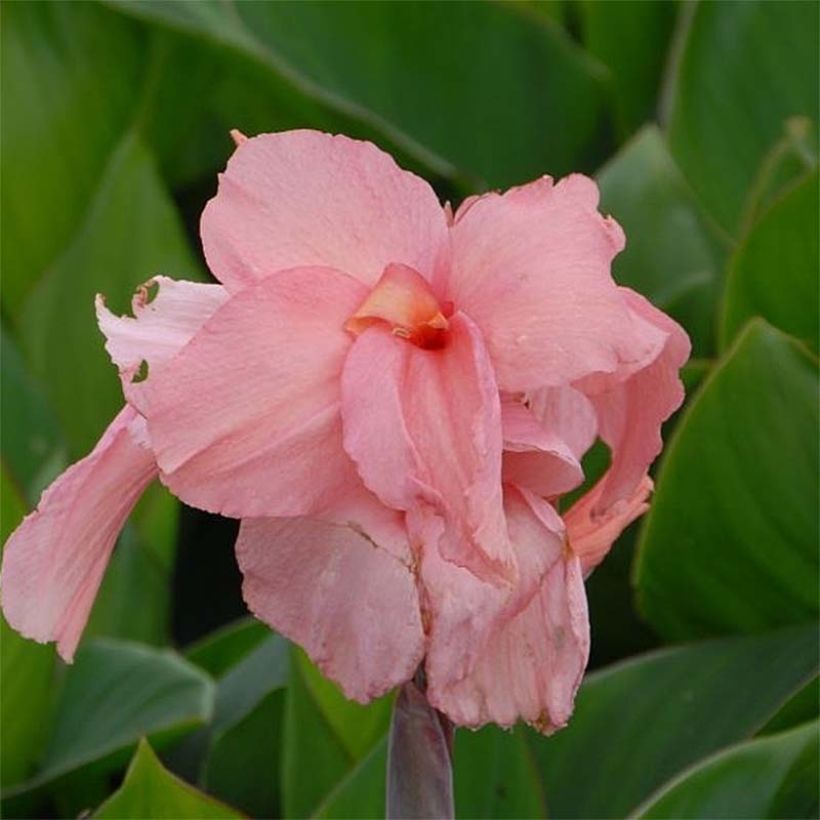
[235,497,425,703]
[421,487,566,700]
[341,313,514,583]
[447,174,665,391]
[526,385,599,460]
[501,397,584,498]
[201,130,449,292]
[565,474,653,576]
[429,550,590,732]
[96,276,229,411]
[0,407,156,661]
[140,267,367,518]
[577,288,690,513]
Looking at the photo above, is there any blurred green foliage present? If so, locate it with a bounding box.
[1,1,817,818]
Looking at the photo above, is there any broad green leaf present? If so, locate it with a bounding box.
[0,0,143,314]
[633,721,819,819]
[635,321,818,639]
[282,647,392,818]
[204,690,286,819]
[454,727,546,819]
[312,740,387,820]
[598,125,727,356]
[0,469,56,789]
[667,0,819,234]
[21,132,201,458]
[721,171,818,352]
[6,639,214,794]
[531,624,818,819]
[739,115,818,232]
[0,324,65,503]
[579,1,678,137]
[95,739,241,819]
[169,620,289,789]
[186,617,271,678]
[109,0,611,187]
[759,678,819,737]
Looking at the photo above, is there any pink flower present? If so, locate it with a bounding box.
[1,130,689,731]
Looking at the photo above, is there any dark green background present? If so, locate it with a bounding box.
[1,1,818,817]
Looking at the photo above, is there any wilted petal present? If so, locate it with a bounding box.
[578,288,690,512]
[0,407,156,661]
[427,486,588,730]
[140,267,367,518]
[565,474,653,576]
[448,175,665,391]
[429,550,590,732]
[422,487,566,700]
[202,130,449,292]
[96,276,229,410]
[236,496,425,703]
[341,313,513,583]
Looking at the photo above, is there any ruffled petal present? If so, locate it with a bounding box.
[501,398,584,498]
[447,174,665,391]
[140,267,367,518]
[0,407,156,661]
[235,494,425,703]
[429,549,590,733]
[96,276,229,411]
[577,288,690,512]
[201,130,449,292]
[341,313,513,583]
[422,487,566,700]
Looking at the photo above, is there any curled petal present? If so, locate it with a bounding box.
[341,313,513,583]
[566,475,653,576]
[447,174,665,391]
[501,398,584,498]
[0,407,156,661]
[236,498,425,703]
[201,130,449,291]
[96,276,229,411]
[140,267,367,519]
[578,288,690,513]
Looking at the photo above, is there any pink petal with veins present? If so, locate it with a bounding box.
[0,407,156,661]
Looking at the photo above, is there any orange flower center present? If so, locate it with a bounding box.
[345,264,452,350]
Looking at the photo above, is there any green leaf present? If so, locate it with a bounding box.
[667,0,819,234]
[186,618,272,678]
[312,740,387,820]
[0,0,144,315]
[530,624,818,819]
[633,721,819,819]
[635,321,818,639]
[94,739,242,819]
[597,125,727,356]
[6,639,214,795]
[282,647,392,818]
[0,324,65,504]
[178,631,288,817]
[579,0,678,137]
[759,678,819,738]
[203,689,286,819]
[21,131,201,459]
[454,727,546,819]
[108,0,611,188]
[721,171,818,352]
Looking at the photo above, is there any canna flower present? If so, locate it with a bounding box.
[1,130,689,731]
